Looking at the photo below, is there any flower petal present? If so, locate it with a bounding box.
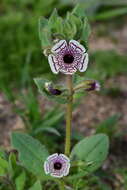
[69,40,86,53]
[78,53,89,72]
[59,66,77,75]
[95,82,101,91]
[47,153,58,162]
[59,154,70,162]
[63,162,70,176]
[44,161,50,174]
[51,172,63,178]
[51,40,67,54]
[48,55,59,74]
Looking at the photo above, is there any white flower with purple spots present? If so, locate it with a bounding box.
[48,40,89,75]
[44,153,70,178]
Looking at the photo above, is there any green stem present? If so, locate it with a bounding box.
[57,179,65,190]
[65,75,73,156]
[73,80,92,92]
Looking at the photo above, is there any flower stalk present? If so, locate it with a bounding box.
[58,180,65,190]
[65,75,73,156]
[57,179,74,190]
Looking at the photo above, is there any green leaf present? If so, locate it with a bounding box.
[8,153,17,178]
[0,157,8,176]
[29,180,42,190]
[34,78,68,104]
[68,14,83,40]
[15,171,26,190]
[55,17,64,35]
[72,4,91,47]
[43,111,64,126]
[81,17,91,48]
[65,12,84,40]
[38,17,52,48]
[70,134,109,178]
[0,148,6,159]
[48,9,64,37]
[63,14,77,39]
[48,8,59,26]
[33,127,61,137]
[72,4,86,19]
[11,132,49,178]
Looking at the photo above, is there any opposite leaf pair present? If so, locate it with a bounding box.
[11,133,109,179]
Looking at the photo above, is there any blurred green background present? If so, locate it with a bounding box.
[0,0,127,189]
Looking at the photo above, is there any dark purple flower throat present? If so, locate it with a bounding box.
[54,162,62,170]
[63,54,74,64]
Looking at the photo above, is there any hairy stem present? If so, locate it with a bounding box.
[56,179,65,190]
[60,180,65,190]
[65,75,73,156]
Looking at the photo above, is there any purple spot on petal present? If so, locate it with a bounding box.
[51,56,58,72]
[54,41,65,51]
[70,42,84,52]
[80,55,86,70]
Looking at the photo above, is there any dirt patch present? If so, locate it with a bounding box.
[0,93,24,148]
[90,24,127,54]
[73,75,127,135]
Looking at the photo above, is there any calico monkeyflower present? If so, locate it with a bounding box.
[44,153,70,178]
[48,40,89,75]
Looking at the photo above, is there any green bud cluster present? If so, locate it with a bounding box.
[39,4,91,50]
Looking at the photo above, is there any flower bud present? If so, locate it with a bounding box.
[86,81,100,91]
[43,49,48,57]
[49,88,62,95]
[74,80,100,92]
[45,82,62,95]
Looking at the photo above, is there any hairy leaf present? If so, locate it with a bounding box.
[29,180,42,190]
[70,134,109,178]
[15,171,26,190]
[0,157,8,177]
[11,132,49,178]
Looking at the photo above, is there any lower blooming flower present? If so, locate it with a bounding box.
[44,153,70,178]
[48,40,89,75]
